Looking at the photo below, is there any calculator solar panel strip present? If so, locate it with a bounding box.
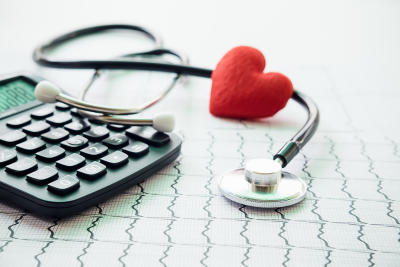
[0,73,182,217]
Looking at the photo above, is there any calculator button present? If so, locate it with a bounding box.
[36,146,66,162]
[80,143,108,159]
[46,113,72,126]
[64,120,91,134]
[125,126,170,146]
[41,128,69,143]
[26,166,58,184]
[16,137,46,154]
[6,116,31,128]
[0,149,17,167]
[56,153,86,170]
[107,124,130,131]
[48,175,80,194]
[122,141,149,158]
[88,118,105,125]
[70,108,83,117]
[100,151,129,168]
[55,102,71,110]
[83,126,110,141]
[0,130,27,145]
[23,121,51,135]
[61,136,89,151]
[102,134,129,149]
[30,108,53,119]
[77,162,107,180]
[6,158,38,176]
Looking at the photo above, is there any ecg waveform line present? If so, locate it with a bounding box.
[0,131,399,267]
[1,67,400,266]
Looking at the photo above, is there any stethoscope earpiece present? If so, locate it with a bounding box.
[35,81,175,132]
[35,81,61,103]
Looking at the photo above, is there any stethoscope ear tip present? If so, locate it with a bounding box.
[35,81,61,103]
[152,112,175,132]
[35,80,176,133]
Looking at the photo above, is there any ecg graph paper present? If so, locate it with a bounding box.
[0,65,400,267]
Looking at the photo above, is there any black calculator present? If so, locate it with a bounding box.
[0,73,181,217]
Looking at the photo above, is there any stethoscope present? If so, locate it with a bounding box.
[33,24,319,208]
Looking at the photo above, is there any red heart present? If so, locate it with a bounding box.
[210,46,293,119]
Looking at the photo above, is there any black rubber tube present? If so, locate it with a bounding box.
[273,91,320,167]
[33,24,319,167]
[33,24,212,77]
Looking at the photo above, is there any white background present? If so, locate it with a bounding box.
[0,0,399,87]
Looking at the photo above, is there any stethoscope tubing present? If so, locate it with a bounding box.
[34,58,213,78]
[273,91,319,167]
[33,24,211,77]
[32,24,319,168]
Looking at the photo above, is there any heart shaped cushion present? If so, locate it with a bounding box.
[210,46,293,119]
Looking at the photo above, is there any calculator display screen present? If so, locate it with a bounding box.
[0,79,36,112]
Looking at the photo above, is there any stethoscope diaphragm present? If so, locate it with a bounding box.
[218,159,307,208]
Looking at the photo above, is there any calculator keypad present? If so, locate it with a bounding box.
[64,120,91,134]
[48,175,80,194]
[16,137,46,154]
[0,149,17,167]
[0,130,27,145]
[26,166,58,184]
[70,108,84,118]
[23,121,51,135]
[0,99,180,216]
[55,102,71,110]
[6,116,31,128]
[80,143,108,159]
[36,146,66,162]
[56,153,86,170]
[125,126,170,146]
[61,136,88,151]
[122,141,149,158]
[77,162,107,180]
[46,113,72,126]
[6,157,38,176]
[30,108,53,119]
[107,124,129,131]
[102,134,129,149]
[83,126,110,141]
[100,151,128,168]
[41,128,69,143]
[88,118,105,126]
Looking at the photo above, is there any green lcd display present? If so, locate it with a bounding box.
[0,79,36,112]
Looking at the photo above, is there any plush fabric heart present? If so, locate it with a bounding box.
[210,46,293,119]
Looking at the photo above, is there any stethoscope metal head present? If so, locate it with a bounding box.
[218,158,307,208]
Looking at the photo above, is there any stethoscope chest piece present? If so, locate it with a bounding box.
[218,159,307,208]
